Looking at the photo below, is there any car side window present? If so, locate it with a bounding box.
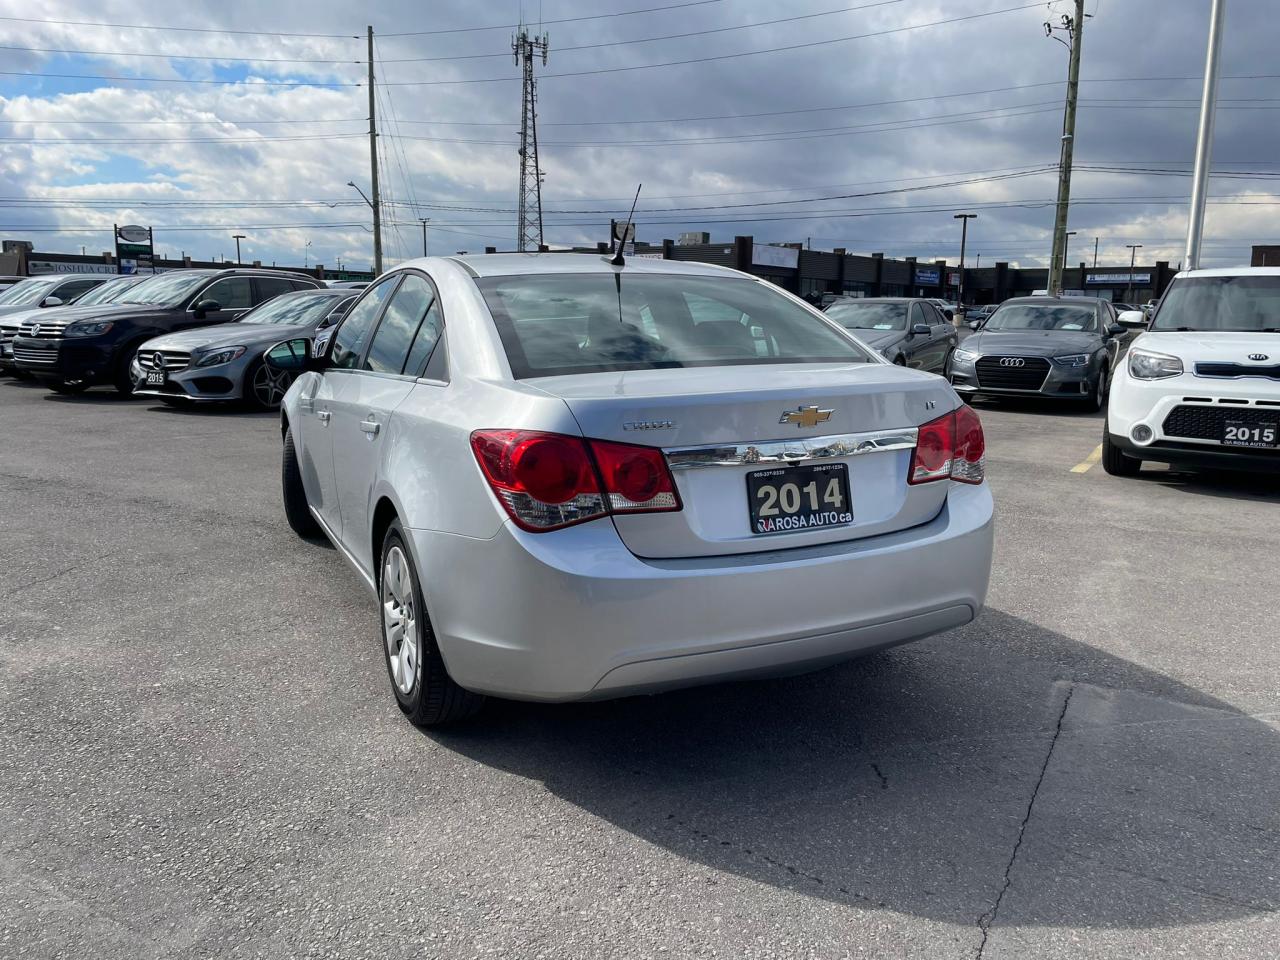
[199,277,253,309]
[403,298,444,378]
[256,276,295,303]
[909,303,928,327]
[363,274,435,375]
[60,278,102,298]
[330,275,399,370]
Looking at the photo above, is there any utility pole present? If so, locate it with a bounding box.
[232,234,245,264]
[1125,244,1142,303]
[366,25,383,274]
[1064,230,1077,290]
[419,218,430,257]
[1185,0,1225,270]
[1092,235,1099,268]
[953,213,977,313]
[513,26,549,252]
[1046,0,1086,296]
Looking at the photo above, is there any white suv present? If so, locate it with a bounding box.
[1103,267,1280,475]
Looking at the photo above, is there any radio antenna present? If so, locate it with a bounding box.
[610,183,642,267]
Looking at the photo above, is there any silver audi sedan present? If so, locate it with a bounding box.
[267,254,994,725]
[131,288,356,409]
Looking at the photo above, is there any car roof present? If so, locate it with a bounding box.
[830,297,919,304]
[1174,266,1280,278]
[439,252,742,280]
[1001,296,1102,307]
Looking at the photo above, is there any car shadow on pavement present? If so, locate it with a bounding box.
[1134,467,1280,502]
[430,608,1279,933]
[143,402,277,419]
[968,397,1104,420]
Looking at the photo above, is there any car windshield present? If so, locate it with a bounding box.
[115,272,209,306]
[986,303,1097,332]
[1150,276,1280,332]
[0,278,58,305]
[72,278,138,306]
[824,301,908,331]
[238,292,343,325]
[477,273,872,378]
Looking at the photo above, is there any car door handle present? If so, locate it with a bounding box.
[360,417,380,436]
[318,410,331,424]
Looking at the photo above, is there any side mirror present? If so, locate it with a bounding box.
[968,319,982,331]
[264,337,322,374]
[193,298,222,319]
[1117,310,1147,328]
[40,295,63,307]
[1106,322,1126,338]
[910,323,931,336]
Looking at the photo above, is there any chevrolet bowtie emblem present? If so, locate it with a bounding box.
[779,405,833,429]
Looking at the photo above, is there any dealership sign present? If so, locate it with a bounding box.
[751,243,799,270]
[115,223,155,272]
[1087,273,1151,285]
[915,267,941,285]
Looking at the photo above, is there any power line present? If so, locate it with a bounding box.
[0,14,358,38]
[0,44,361,65]
[378,0,723,37]
[378,0,908,61]
[0,70,359,88]
[378,2,1051,85]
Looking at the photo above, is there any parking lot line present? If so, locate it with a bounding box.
[1071,444,1103,473]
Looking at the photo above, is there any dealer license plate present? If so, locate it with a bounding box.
[146,369,166,386]
[1222,420,1278,448]
[747,462,853,535]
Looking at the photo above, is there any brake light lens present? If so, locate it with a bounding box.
[590,439,682,513]
[908,407,985,485]
[470,430,681,531]
[470,430,606,531]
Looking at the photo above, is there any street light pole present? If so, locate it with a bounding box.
[1125,244,1142,303]
[1185,0,1226,270]
[419,218,430,257]
[953,213,977,317]
[232,234,246,265]
[347,180,382,273]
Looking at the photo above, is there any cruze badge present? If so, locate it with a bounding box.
[779,405,833,429]
[999,357,1026,367]
[623,419,676,431]
[1248,353,1269,362]
[153,352,165,369]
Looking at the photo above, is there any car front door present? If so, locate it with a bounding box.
[329,271,442,574]
[180,276,253,329]
[925,302,958,371]
[299,274,400,538]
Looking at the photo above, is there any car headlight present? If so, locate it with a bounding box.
[1128,349,1183,380]
[195,345,247,367]
[952,348,979,363]
[63,319,114,338]
[1052,353,1090,367]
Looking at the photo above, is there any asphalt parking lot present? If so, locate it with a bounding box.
[1,378,1277,960]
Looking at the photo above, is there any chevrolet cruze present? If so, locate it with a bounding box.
[266,254,995,725]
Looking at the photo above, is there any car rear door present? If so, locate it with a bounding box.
[180,276,253,329]
[329,271,442,574]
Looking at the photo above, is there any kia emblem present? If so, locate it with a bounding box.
[1248,353,1269,362]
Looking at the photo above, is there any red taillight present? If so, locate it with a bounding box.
[908,407,985,485]
[470,430,681,532]
[590,439,682,513]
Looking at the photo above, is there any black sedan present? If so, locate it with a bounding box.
[823,297,958,373]
[946,296,1133,411]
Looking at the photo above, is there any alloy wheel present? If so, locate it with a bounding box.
[251,363,294,409]
[382,546,418,696]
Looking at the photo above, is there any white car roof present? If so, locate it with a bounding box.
[438,252,744,280]
[1173,266,1280,278]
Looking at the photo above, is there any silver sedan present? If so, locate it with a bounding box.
[268,254,995,725]
[131,289,355,409]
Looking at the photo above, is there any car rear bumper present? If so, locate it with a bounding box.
[411,481,994,702]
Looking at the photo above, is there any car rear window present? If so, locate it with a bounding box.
[475,273,872,378]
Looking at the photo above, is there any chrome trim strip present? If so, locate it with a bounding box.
[665,428,918,470]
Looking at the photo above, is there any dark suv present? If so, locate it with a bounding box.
[12,268,321,394]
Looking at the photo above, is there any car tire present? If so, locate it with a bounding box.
[1101,420,1141,476]
[282,426,322,539]
[112,347,144,396]
[49,379,89,395]
[380,521,485,727]
[245,357,293,411]
[1082,365,1108,412]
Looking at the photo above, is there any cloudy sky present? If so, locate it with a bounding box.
[1,0,1276,273]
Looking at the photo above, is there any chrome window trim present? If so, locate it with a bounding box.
[665,427,919,470]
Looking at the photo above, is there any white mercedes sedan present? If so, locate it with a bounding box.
[266,254,994,725]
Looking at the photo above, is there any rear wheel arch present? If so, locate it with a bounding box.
[371,497,401,588]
